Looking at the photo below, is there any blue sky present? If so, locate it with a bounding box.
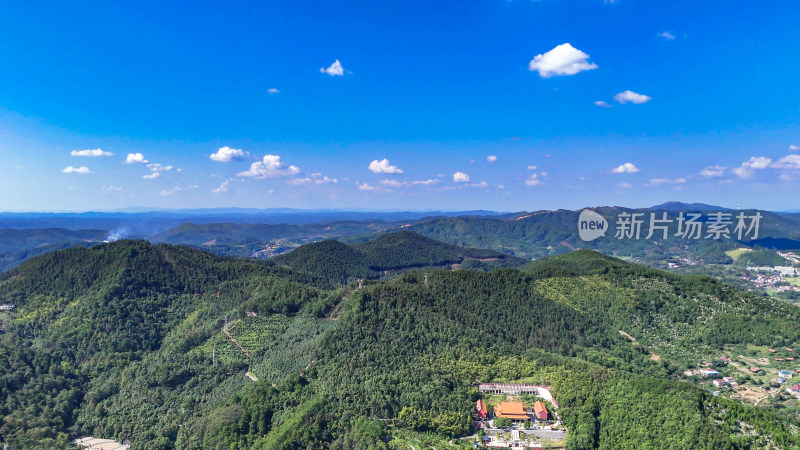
[1,0,799,212]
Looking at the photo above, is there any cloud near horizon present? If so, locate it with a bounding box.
[368,159,403,174]
[237,155,301,179]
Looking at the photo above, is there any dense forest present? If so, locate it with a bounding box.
[0,236,799,448]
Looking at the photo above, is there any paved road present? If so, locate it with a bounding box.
[526,429,567,440]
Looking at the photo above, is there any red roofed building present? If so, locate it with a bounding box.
[476,399,487,419]
[750,367,761,373]
[494,401,529,421]
[533,401,548,421]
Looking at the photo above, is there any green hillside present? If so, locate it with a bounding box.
[269,231,526,286]
[0,242,799,448]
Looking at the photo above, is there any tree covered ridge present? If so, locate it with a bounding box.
[269,230,526,287]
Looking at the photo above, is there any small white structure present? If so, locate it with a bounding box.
[73,437,129,450]
[0,305,14,311]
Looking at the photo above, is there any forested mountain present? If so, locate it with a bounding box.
[405,207,800,261]
[268,231,526,286]
[0,228,108,272]
[1,240,800,448]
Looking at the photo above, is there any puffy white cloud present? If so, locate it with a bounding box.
[143,172,161,180]
[594,100,613,108]
[210,146,246,162]
[268,88,280,94]
[658,31,676,40]
[357,182,378,191]
[486,155,498,163]
[525,173,542,186]
[790,145,800,151]
[613,90,651,104]
[102,185,122,191]
[700,165,726,177]
[71,148,113,157]
[368,159,403,174]
[124,153,148,164]
[62,166,91,174]
[237,155,301,178]
[528,43,598,78]
[611,162,640,173]
[649,177,687,185]
[733,156,772,178]
[772,154,800,170]
[527,165,537,170]
[453,171,470,183]
[617,182,633,188]
[212,180,230,193]
[320,59,345,76]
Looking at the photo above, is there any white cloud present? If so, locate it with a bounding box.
[160,186,182,196]
[287,178,312,186]
[210,146,246,162]
[268,88,280,94]
[380,179,439,188]
[320,59,345,76]
[613,90,651,104]
[772,154,800,170]
[147,163,173,172]
[486,155,498,163]
[71,148,113,157]
[237,155,301,178]
[527,165,537,170]
[617,182,633,188]
[525,173,542,186]
[700,165,726,177]
[594,100,613,108]
[469,181,489,187]
[124,153,148,164]
[368,159,403,174]
[212,180,230,193]
[102,185,122,191]
[733,156,772,178]
[790,145,800,151]
[143,172,161,180]
[62,166,91,174]
[658,31,676,40]
[649,177,687,185]
[357,182,378,191]
[315,176,337,184]
[453,171,470,183]
[611,162,640,174]
[528,43,598,78]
